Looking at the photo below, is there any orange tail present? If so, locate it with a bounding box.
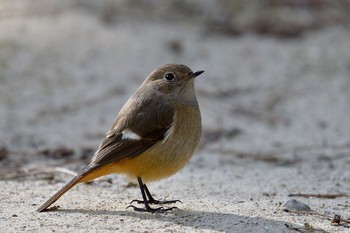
[37,174,84,212]
[37,163,118,212]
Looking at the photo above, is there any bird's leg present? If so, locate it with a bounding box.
[127,177,178,213]
[130,180,182,205]
[143,184,182,205]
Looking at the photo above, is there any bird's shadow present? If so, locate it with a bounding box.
[59,207,294,232]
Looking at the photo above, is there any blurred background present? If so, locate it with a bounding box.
[1,0,350,176]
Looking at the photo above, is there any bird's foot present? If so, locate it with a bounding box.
[127,205,178,213]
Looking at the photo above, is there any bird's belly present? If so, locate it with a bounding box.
[118,147,193,182]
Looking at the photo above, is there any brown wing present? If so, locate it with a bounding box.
[87,94,174,169]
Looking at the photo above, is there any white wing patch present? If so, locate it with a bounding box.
[162,123,174,144]
[121,129,142,141]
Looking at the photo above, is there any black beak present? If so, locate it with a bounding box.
[191,70,204,78]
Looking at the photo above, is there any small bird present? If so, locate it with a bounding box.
[37,64,203,213]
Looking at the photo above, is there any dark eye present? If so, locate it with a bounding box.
[164,73,175,81]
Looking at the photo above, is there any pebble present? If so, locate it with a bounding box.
[282,199,311,211]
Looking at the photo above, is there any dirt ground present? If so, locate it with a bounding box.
[1,1,350,232]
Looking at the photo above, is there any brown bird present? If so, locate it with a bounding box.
[37,64,203,213]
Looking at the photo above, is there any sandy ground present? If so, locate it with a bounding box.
[1,1,350,232]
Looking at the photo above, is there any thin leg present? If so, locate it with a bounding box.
[127,177,178,213]
[143,184,182,205]
[130,182,182,205]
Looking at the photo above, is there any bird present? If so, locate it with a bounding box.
[37,64,203,213]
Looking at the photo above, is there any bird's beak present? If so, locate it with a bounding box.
[190,70,204,78]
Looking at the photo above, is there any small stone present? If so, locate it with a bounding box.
[282,199,311,211]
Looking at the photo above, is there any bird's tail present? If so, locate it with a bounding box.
[37,174,84,212]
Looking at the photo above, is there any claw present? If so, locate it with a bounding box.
[130,199,144,204]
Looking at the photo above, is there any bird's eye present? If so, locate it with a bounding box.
[164,73,175,81]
